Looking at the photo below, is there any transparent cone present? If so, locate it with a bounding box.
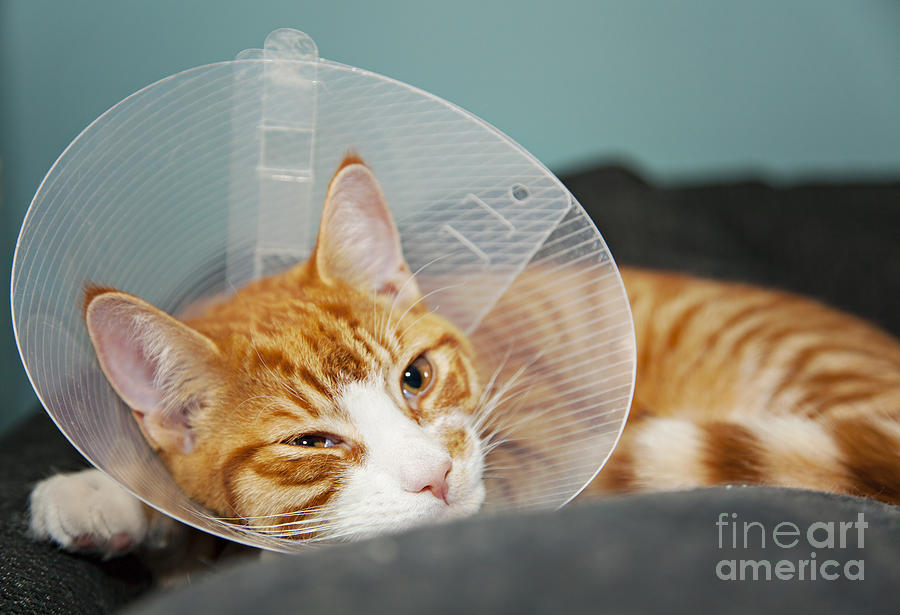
[11,29,635,551]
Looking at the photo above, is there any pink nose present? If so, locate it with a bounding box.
[411,459,452,504]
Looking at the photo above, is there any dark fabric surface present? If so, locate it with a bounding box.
[126,487,900,615]
[0,413,153,615]
[565,165,900,336]
[2,165,899,613]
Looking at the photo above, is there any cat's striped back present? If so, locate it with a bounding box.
[590,267,900,503]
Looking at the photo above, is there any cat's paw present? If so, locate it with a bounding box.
[29,468,148,559]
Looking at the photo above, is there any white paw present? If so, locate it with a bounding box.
[29,468,148,558]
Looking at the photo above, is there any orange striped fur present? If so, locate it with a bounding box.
[587,268,900,504]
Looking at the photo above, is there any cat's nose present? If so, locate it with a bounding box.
[407,458,452,504]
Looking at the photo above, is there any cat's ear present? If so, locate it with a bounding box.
[84,289,223,455]
[313,158,421,305]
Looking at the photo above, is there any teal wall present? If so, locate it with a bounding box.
[2,0,899,432]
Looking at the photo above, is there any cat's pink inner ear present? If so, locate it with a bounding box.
[87,300,162,411]
[85,292,219,455]
[315,162,421,304]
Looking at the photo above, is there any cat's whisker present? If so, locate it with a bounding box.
[216,519,319,534]
[214,511,348,536]
[489,347,545,397]
[475,382,534,428]
[193,514,339,541]
[253,518,376,541]
[238,509,347,528]
[473,402,523,441]
[471,348,554,449]
[387,282,464,342]
[247,506,365,529]
[471,354,540,434]
[237,518,337,533]
[481,440,514,456]
[473,402,511,437]
[480,412,537,448]
[473,405,507,437]
[223,526,329,541]
[261,524,345,538]
[205,504,336,522]
[378,253,453,343]
[383,253,450,340]
[244,522,336,537]
[394,309,433,343]
[478,387,546,432]
[240,519,334,532]
[472,374,518,431]
[480,404,549,449]
[474,347,514,411]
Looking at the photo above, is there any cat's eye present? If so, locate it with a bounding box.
[288,434,339,448]
[401,354,434,398]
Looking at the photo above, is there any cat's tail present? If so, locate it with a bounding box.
[589,413,900,505]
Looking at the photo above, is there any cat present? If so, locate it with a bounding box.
[29,154,900,562]
[30,155,486,558]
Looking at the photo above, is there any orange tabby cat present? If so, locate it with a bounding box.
[30,156,486,555]
[29,154,900,561]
